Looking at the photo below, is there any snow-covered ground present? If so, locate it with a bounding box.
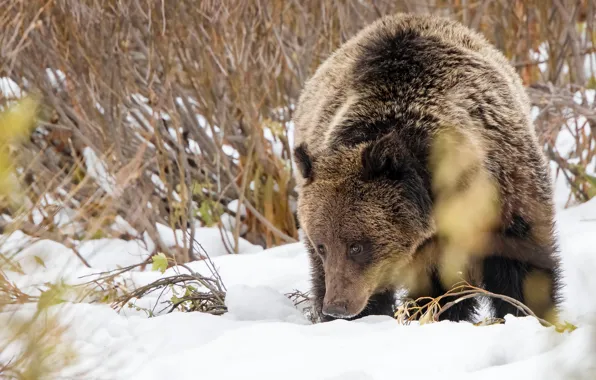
[1,179,596,379]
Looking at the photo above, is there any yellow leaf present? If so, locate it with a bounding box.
[152,252,168,273]
[0,96,39,142]
[0,97,39,200]
[555,321,578,333]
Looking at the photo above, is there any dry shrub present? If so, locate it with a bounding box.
[393,280,570,329]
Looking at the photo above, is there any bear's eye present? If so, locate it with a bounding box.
[349,243,363,257]
[316,244,327,257]
[348,242,373,264]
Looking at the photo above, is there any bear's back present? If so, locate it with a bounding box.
[292,13,532,155]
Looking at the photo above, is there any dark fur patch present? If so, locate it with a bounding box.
[359,130,434,223]
[353,29,430,86]
[351,29,482,98]
[293,143,314,183]
[360,136,407,182]
[505,215,532,239]
[482,256,529,318]
[332,117,397,148]
[360,128,431,183]
[482,256,559,319]
[329,110,439,149]
[355,291,396,318]
[401,172,434,220]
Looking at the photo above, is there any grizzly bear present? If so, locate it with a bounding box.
[292,13,561,323]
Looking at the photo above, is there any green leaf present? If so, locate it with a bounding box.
[587,75,596,90]
[198,201,214,226]
[89,230,106,240]
[33,255,46,268]
[37,282,68,311]
[151,252,168,273]
[585,173,596,187]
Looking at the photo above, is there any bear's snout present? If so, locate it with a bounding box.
[321,301,349,318]
[322,280,370,319]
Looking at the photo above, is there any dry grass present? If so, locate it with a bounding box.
[393,280,565,328]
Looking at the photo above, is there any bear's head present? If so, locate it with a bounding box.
[293,131,435,319]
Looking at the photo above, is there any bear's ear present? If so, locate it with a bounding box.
[360,134,407,182]
[293,143,315,183]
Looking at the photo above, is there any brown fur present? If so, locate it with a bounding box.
[292,13,560,323]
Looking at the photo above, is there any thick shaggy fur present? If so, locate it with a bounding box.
[292,13,561,323]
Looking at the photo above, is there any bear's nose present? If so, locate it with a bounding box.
[322,302,350,318]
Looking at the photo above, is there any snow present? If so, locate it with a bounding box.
[77,238,151,270]
[555,197,596,324]
[46,68,66,88]
[3,300,594,379]
[154,223,263,257]
[1,181,596,379]
[82,147,120,197]
[225,285,310,324]
[0,77,22,98]
[220,200,249,234]
[226,199,247,216]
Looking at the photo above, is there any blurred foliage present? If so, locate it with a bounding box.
[0,96,38,209]
[0,97,79,380]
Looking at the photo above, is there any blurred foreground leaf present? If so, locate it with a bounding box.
[37,282,69,312]
[0,96,38,201]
